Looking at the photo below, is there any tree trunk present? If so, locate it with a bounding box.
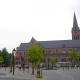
[37,61,41,76]
[52,63,53,69]
[35,62,36,70]
[32,63,34,75]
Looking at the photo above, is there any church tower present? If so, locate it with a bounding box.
[72,13,80,40]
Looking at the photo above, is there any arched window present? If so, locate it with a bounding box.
[46,50,48,54]
[51,50,53,54]
[43,50,44,53]
[20,52,21,55]
[24,52,25,55]
[63,49,65,53]
[76,36,77,40]
[69,49,72,53]
[59,49,61,53]
[78,35,79,39]
[56,50,58,53]
[74,35,75,39]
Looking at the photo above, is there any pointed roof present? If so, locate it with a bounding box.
[72,12,79,30]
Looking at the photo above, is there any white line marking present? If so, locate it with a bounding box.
[57,72,66,76]
[57,71,74,80]
[68,76,74,80]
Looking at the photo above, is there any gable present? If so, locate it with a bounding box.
[27,37,37,47]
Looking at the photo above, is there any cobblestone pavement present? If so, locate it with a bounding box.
[0,73,7,76]
[0,67,47,80]
[1,67,80,80]
[0,77,32,80]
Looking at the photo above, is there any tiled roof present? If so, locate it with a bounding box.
[38,40,80,48]
[17,43,29,50]
[17,40,80,50]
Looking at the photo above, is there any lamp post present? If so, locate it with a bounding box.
[47,57,50,70]
[27,56,29,74]
[12,48,16,75]
[28,60,29,74]
[67,58,69,70]
[66,57,68,69]
[0,61,2,67]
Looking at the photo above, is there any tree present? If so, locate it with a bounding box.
[49,56,56,68]
[0,48,12,67]
[1,48,9,66]
[25,43,43,76]
[69,50,79,61]
[0,56,4,67]
[69,50,79,66]
[0,50,2,56]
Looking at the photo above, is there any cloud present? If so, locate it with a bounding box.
[0,0,80,52]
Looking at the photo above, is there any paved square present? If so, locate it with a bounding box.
[0,67,80,80]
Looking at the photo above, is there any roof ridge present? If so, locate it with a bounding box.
[38,39,73,42]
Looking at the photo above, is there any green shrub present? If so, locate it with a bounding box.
[36,75,43,78]
[9,69,12,73]
[37,70,40,75]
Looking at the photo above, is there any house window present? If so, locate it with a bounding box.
[56,50,58,53]
[59,49,62,53]
[52,50,54,53]
[62,49,65,53]
[51,50,53,54]
[76,36,77,40]
[74,35,75,39]
[69,49,72,53]
[20,52,21,54]
[48,50,50,53]
[66,49,68,52]
[24,52,25,55]
[45,50,47,54]
[78,35,79,39]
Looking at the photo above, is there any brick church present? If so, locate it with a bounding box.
[15,13,80,66]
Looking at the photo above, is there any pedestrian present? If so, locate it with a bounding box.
[75,65,76,68]
[18,63,21,71]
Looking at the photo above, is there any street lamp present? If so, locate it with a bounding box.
[12,48,16,75]
[47,57,50,70]
[28,60,29,74]
[0,61,2,67]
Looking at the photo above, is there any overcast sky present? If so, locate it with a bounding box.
[0,0,80,53]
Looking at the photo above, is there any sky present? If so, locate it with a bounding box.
[0,0,80,53]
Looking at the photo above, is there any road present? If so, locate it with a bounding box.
[42,68,80,80]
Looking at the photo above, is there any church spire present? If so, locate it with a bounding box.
[72,12,80,40]
[72,12,79,30]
